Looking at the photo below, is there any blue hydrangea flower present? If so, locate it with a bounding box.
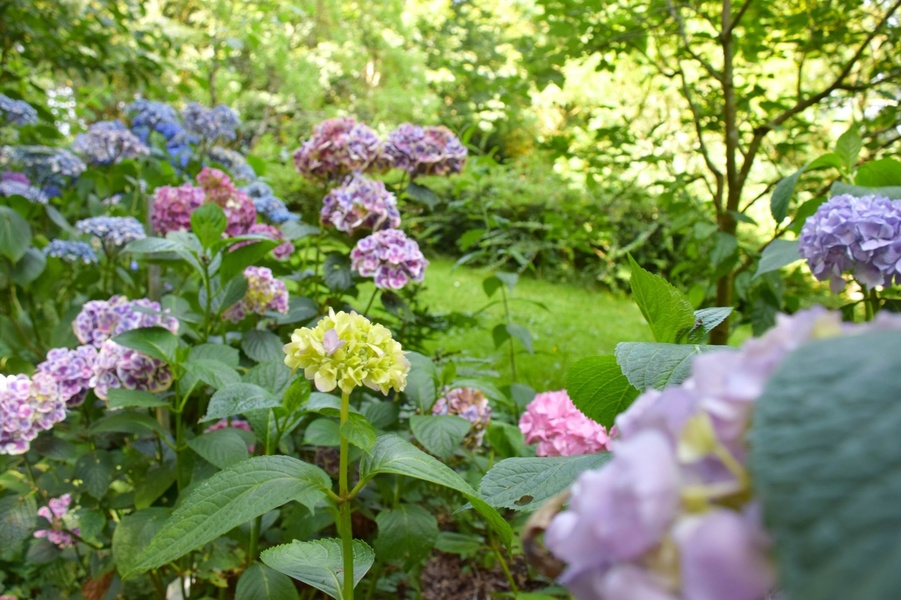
[127,99,180,142]
[241,181,299,224]
[75,216,146,248]
[0,94,38,126]
[0,179,48,204]
[208,146,256,181]
[1,146,86,187]
[799,193,901,292]
[43,240,99,264]
[182,103,240,142]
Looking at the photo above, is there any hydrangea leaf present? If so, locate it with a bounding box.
[127,456,331,578]
[11,247,46,285]
[261,538,374,600]
[111,508,170,577]
[750,331,901,600]
[75,450,115,499]
[106,388,168,409]
[834,128,862,171]
[375,504,439,566]
[112,326,179,364]
[771,167,805,223]
[0,493,37,561]
[187,428,250,469]
[242,329,284,363]
[339,416,377,454]
[0,205,33,262]
[686,307,733,343]
[190,202,228,249]
[614,342,726,392]
[754,239,802,279]
[627,255,696,343]
[190,343,240,367]
[243,361,295,397]
[479,454,611,512]
[854,157,901,187]
[830,181,901,200]
[566,355,640,427]
[404,352,438,412]
[220,238,279,283]
[212,274,248,314]
[410,414,472,459]
[236,563,300,600]
[202,383,281,422]
[183,358,241,392]
[359,435,512,547]
[323,252,353,291]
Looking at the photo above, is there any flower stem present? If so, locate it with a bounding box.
[362,287,378,317]
[338,390,355,598]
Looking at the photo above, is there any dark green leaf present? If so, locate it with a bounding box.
[134,463,176,509]
[242,329,285,363]
[686,308,733,344]
[213,275,248,315]
[754,239,802,279]
[188,428,251,469]
[75,450,115,499]
[628,255,696,343]
[324,252,353,291]
[830,182,901,200]
[404,352,438,412]
[112,326,179,363]
[506,323,533,353]
[566,355,640,427]
[184,358,242,391]
[406,182,440,209]
[375,504,438,566]
[11,247,46,285]
[90,411,168,438]
[0,205,31,262]
[261,538,374,600]
[771,167,805,223]
[112,508,170,577]
[855,158,901,187]
[615,342,725,391]
[190,202,228,249]
[236,563,300,600]
[274,296,319,325]
[410,415,471,459]
[107,388,168,409]
[202,383,281,422]
[0,494,37,561]
[221,239,279,283]
[244,361,295,397]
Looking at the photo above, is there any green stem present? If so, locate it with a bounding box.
[362,287,378,317]
[868,287,880,321]
[500,287,517,382]
[338,390,355,599]
[202,265,213,341]
[248,515,261,565]
[491,536,518,593]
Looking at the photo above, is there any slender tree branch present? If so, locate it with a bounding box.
[726,0,754,34]
[667,0,724,82]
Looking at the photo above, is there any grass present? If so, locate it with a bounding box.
[413,257,653,391]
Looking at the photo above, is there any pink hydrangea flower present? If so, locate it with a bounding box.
[518,390,613,457]
[34,494,78,548]
[293,117,382,180]
[196,167,257,236]
[204,418,255,452]
[222,266,289,322]
[0,373,67,455]
[320,172,401,233]
[232,223,294,260]
[151,183,205,235]
[431,386,492,447]
[91,340,174,401]
[350,229,428,290]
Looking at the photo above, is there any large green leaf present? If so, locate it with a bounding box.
[750,331,901,600]
[236,563,300,600]
[242,329,285,363]
[188,428,250,469]
[112,327,179,364]
[202,383,281,422]
[244,362,295,397]
[410,414,471,459]
[834,128,862,171]
[127,456,331,577]
[830,182,901,200]
[614,343,726,392]
[183,358,241,392]
[854,158,901,187]
[754,239,802,279]
[771,167,805,223]
[112,508,170,577]
[190,202,228,249]
[359,435,513,546]
[375,504,438,566]
[75,450,115,499]
[107,388,168,409]
[566,355,639,427]
[479,454,611,512]
[404,352,439,412]
[0,205,31,262]
[0,493,37,561]
[11,247,46,285]
[627,255,696,343]
[262,538,374,600]
[339,417,377,454]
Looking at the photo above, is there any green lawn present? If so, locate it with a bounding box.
[414,257,653,391]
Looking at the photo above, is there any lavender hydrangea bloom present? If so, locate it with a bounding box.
[73,295,179,348]
[151,183,205,234]
[2,170,28,184]
[34,494,79,549]
[222,266,289,322]
[382,123,467,178]
[0,146,85,187]
[350,229,428,289]
[182,103,240,142]
[36,346,98,407]
[242,181,299,224]
[0,373,67,455]
[0,94,38,126]
[43,240,98,264]
[72,121,150,165]
[431,386,492,446]
[91,340,174,401]
[0,179,48,204]
[799,193,901,292]
[75,216,146,248]
[321,172,401,233]
[293,117,382,180]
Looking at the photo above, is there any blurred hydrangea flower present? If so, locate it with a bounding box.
[72,121,150,165]
[182,103,240,142]
[242,181,299,224]
[293,117,382,180]
[0,94,38,126]
[232,223,294,260]
[321,172,401,233]
[151,183,205,234]
[350,229,428,290]
[432,386,492,446]
[75,216,146,248]
[519,390,614,457]
[222,266,289,322]
[382,123,467,178]
[0,146,85,188]
[284,307,409,395]
[0,178,48,204]
[799,193,901,292]
[34,494,79,549]
[73,295,179,348]
[0,372,67,455]
[543,307,901,600]
[36,346,98,407]
[91,340,173,401]
[127,99,180,142]
[196,167,256,236]
[208,146,256,181]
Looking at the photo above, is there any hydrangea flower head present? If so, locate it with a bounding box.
[1,145,86,187]
[208,146,256,181]
[36,346,98,407]
[232,223,294,260]
[0,179,48,204]
[151,183,206,234]
[127,99,181,142]
[321,172,401,233]
[91,340,174,401]
[43,240,99,264]
[0,373,67,455]
[196,167,256,236]
[350,229,428,290]
[284,308,409,395]
[72,120,150,165]
[243,181,299,224]
[519,390,614,457]
[222,266,289,322]
[382,123,467,178]
[799,193,901,292]
[73,295,179,348]
[34,494,78,549]
[432,386,492,446]
[182,103,240,142]
[0,94,38,126]
[75,216,146,248]
[293,117,382,180]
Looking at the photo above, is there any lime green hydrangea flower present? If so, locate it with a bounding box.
[283,308,409,395]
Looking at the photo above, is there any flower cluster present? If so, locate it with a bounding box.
[36,346,98,407]
[242,181,298,224]
[321,173,401,233]
[0,94,38,126]
[208,146,256,181]
[91,339,174,401]
[799,193,901,292]
[241,223,294,260]
[151,183,206,234]
[34,494,79,549]
[127,99,193,168]
[72,121,150,165]
[75,216,146,248]
[0,373,67,455]
[431,386,492,446]
[284,308,409,395]
[543,308,901,600]
[182,103,240,142]
[1,146,85,188]
[0,178,48,204]
[73,295,179,348]
[350,229,428,289]
[43,240,99,264]
[519,390,614,457]
[222,266,289,322]
[196,167,256,236]
[293,117,382,180]
[382,123,467,178]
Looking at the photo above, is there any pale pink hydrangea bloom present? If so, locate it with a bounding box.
[34,493,79,548]
[518,390,613,457]
[222,266,289,322]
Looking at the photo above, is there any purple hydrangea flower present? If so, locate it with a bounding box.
[0,179,48,204]
[151,183,206,234]
[34,494,79,549]
[799,193,901,292]
[222,266,289,322]
[72,121,150,165]
[182,103,240,142]
[320,172,401,233]
[0,373,67,455]
[2,171,29,184]
[73,295,179,348]
[382,123,467,178]
[0,94,38,126]
[350,229,428,289]
[75,216,146,248]
[36,346,98,407]
[431,386,492,447]
[293,117,382,181]
[91,340,173,401]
